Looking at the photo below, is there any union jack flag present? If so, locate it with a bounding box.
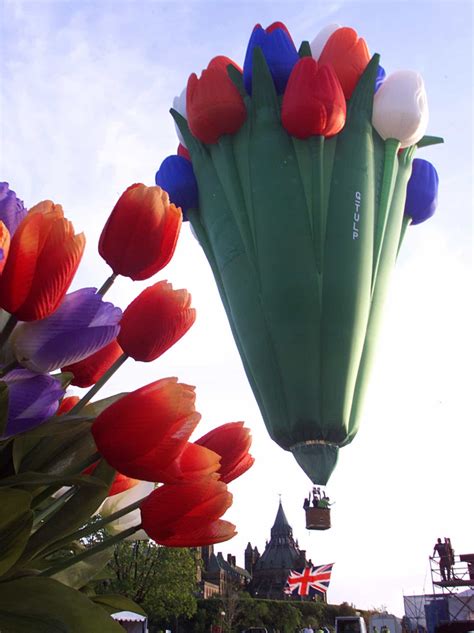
[284,563,334,597]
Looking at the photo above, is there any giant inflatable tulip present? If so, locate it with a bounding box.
[158,22,442,485]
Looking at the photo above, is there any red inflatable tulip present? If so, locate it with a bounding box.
[151,441,221,484]
[281,57,346,138]
[118,281,196,363]
[0,201,85,321]
[140,479,236,546]
[187,57,247,144]
[99,184,182,281]
[63,339,124,388]
[56,395,80,415]
[196,421,254,483]
[318,27,370,100]
[0,221,10,275]
[91,378,200,481]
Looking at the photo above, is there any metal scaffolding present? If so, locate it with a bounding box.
[430,551,474,624]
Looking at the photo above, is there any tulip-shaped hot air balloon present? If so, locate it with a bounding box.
[165,21,443,489]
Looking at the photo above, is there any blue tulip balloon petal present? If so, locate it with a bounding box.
[155,155,199,221]
[405,158,439,225]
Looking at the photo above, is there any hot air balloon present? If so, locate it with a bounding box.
[160,22,442,492]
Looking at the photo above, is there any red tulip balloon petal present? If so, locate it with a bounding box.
[0,201,85,321]
[140,480,236,546]
[63,339,124,388]
[118,281,196,363]
[177,144,191,161]
[92,378,200,479]
[196,421,254,483]
[0,221,11,275]
[56,395,80,415]
[99,184,182,281]
[318,27,370,100]
[187,61,247,144]
[155,441,221,484]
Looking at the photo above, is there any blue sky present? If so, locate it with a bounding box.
[1,0,472,616]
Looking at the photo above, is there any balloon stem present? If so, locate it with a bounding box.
[68,353,128,416]
[396,215,412,258]
[38,525,140,577]
[372,138,401,292]
[97,272,117,296]
[310,135,325,274]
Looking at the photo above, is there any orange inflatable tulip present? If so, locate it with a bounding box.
[196,421,254,483]
[99,184,182,281]
[63,339,124,388]
[0,201,85,321]
[318,27,370,100]
[0,221,10,275]
[118,281,196,362]
[187,57,247,144]
[91,377,201,481]
[140,479,236,546]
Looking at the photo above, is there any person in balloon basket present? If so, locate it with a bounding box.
[433,537,450,581]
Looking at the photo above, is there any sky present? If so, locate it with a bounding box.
[1,0,473,618]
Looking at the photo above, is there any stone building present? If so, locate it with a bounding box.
[198,501,323,602]
[246,501,318,600]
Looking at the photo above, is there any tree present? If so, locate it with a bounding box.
[96,541,198,627]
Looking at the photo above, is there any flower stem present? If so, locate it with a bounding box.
[396,215,412,258]
[310,135,325,274]
[39,525,140,577]
[46,496,145,553]
[68,353,128,416]
[97,272,117,296]
[372,138,401,291]
[32,487,77,527]
[0,314,18,353]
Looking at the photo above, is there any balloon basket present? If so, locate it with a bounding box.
[305,507,331,530]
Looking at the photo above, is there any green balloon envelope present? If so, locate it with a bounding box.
[172,48,442,485]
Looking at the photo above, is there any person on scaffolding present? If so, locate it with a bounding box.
[433,537,451,581]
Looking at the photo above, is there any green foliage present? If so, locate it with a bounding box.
[96,541,198,627]
[184,596,366,633]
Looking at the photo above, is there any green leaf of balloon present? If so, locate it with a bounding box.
[90,594,146,617]
[298,40,312,57]
[0,488,33,576]
[226,63,247,98]
[0,471,108,489]
[51,546,114,589]
[416,135,444,148]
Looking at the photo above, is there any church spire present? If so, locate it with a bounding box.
[271,500,293,538]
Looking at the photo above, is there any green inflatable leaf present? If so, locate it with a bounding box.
[0,577,124,632]
[51,546,114,589]
[0,471,108,489]
[0,489,33,576]
[91,594,146,616]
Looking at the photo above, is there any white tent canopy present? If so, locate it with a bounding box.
[111,611,147,622]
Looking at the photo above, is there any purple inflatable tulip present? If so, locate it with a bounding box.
[243,23,299,95]
[0,182,27,236]
[0,369,64,438]
[12,288,122,373]
[404,158,439,225]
